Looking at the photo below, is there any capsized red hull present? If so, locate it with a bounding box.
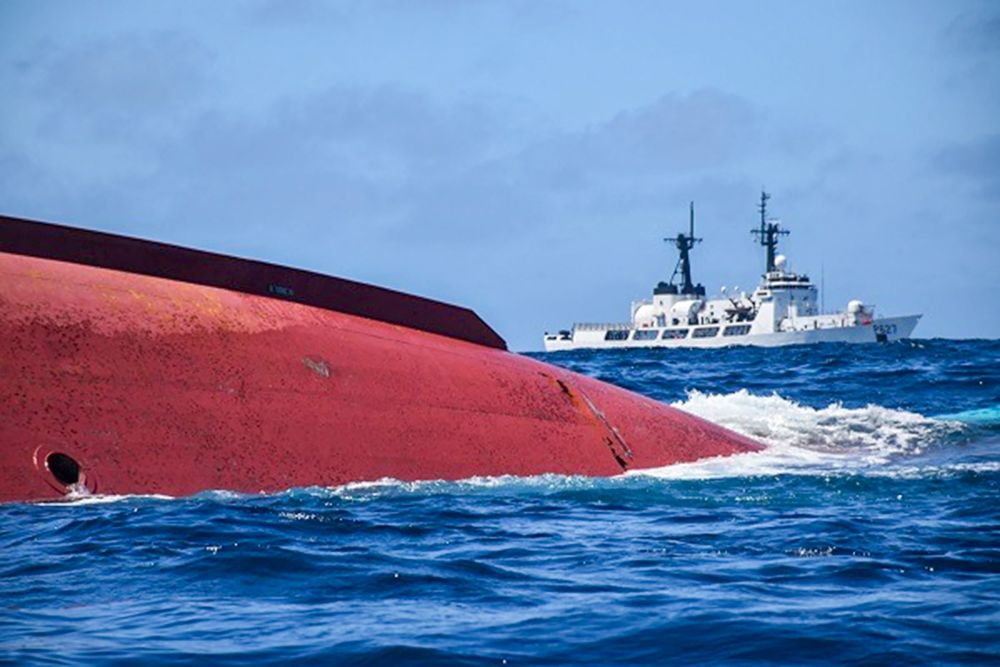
[0,218,762,502]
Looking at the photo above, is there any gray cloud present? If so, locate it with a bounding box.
[0,146,59,214]
[292,86,511,168]
[588,90,762,171]
[943,10,1000,54]
[243,0,349,26]
[148,85,521,221]
[511,90,761,191]
[6,70,825,251]
[391,89,778,243]
[19,31,212,139]
[935,133,1000,200]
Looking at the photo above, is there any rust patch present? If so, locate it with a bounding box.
[541,372,583,410]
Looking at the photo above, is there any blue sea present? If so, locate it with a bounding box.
[2,339,999,665]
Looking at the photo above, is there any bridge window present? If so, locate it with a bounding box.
[723,325,751,336]
[604,330,630,341]
[692,327,720,338]
[632,329,659,341]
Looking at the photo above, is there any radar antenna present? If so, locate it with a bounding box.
[750,189,789,274]
[665,201,702,294]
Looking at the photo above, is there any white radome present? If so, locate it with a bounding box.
[632,303,656,326]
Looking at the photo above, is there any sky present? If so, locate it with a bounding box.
[1,0,997,350]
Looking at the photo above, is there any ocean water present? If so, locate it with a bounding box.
[2,339,998,665]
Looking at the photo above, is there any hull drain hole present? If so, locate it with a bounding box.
[46,452,81,486]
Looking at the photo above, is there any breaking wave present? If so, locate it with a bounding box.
[675,389,967,455]
[633,390,976,479]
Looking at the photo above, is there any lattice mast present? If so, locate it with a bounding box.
[751,190,789,273]
[665,202,702,293]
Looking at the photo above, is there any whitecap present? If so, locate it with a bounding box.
[632,390,969,480]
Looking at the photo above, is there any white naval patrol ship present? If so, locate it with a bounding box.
[543,192,920,351]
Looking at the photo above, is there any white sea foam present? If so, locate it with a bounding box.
[864,460,1000,479]
[632,390,970,480]
[47,492,175,506]
[322,473,599,500]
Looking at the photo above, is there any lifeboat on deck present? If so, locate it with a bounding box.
[0,215,763,502]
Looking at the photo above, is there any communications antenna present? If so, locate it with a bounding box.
[750,190,789,273]
[665,201,702,293]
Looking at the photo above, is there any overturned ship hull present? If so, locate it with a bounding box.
[0,215,762,502]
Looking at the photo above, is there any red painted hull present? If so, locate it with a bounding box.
[0,220,762,502]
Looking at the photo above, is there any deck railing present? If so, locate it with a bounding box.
[573,322,632,331]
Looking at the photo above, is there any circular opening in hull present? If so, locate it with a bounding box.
[46,452,81,486]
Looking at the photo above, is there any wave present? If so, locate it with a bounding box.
[674,389,966,455]
[30,392,999,505]
[631,390,973,480]
[936,405,1000,427]
[36,475,607,506]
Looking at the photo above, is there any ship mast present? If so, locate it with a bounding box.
[665,201,702,294]
[751,190,789,274]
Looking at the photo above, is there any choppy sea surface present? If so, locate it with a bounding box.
[2,339,999,665]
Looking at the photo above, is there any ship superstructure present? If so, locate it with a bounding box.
[543,192,920,351]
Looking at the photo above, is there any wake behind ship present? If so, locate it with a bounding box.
[544,192,920,351]
[0,214,763,502]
